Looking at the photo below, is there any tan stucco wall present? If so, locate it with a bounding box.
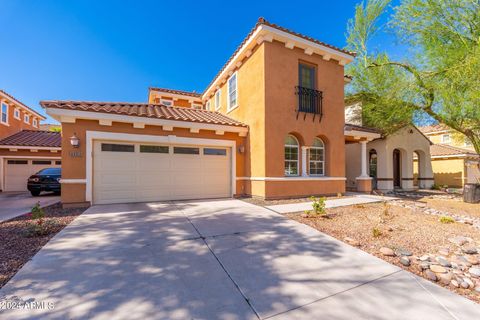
[265,180,344,199]
[61,119,246,204]
[427,132,475,151]
[430,158,465,188]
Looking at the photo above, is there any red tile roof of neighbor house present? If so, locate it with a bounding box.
[0,130,61,147]
[0,90,46,119]
[40,101,248,127]
[419,124,450,134]
[430,144,478,157]
[344,123,382,134]
[149,87,202,98]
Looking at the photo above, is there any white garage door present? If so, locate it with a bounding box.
[4,159,61,192]
[93,141,232,204]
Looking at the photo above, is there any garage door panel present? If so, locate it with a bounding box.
[93,141,231,204]
[4,159,60,192]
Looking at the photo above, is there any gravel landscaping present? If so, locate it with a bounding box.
[0,203,87,288]
[286,201,480,303]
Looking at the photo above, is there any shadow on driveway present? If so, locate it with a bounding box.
[0,199,478,319]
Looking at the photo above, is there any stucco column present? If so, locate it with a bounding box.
[301,146,308,177]
[359,140,369,178]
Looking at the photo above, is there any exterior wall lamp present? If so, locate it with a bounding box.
[70,133,80,148]
[238,145,245,154]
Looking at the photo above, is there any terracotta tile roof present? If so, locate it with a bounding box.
[203,17,355,96]
[149,87,202,98]
[0,130,61,147]
[419,124,449,134]
[0,90,46,119]
[40,101,248,127]
[345,123,382,134]
[430,144,478,157]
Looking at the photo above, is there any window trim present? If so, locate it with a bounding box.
[227,72,238,112]
[161,99,174,107]
[214,90,221,111]
[24,114,30,124]
[284,135,300,177]
[206,101,211,111]
[32,118,38,127]
[14,108,20,120]
[1,102,9,125]
[441,134,451,143]
[309,138,325,176]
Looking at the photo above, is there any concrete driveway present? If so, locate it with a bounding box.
[0,192,60,223]
[0,199,478,319]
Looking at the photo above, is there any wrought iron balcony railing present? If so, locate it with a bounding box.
[295,86,323,121]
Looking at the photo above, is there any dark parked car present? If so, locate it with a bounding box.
[27,168,61,196]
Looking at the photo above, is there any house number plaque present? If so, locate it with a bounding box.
[69,151,83,158]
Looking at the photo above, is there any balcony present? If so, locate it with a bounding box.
[295,86,323,121]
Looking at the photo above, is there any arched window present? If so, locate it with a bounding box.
[284,135,299,176]
[309,138,325,175]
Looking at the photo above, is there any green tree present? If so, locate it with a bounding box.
[346,0,480,153]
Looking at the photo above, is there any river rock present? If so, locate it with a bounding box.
[400,256,411,266]
[380,247,395,256]
[448,236,472,246]
[430,265,447,273]
[425,270,437,281]
[469,267,480,278]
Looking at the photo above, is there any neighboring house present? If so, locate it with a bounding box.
[0,90,61,192]
[40,123,61,131]
[148,87,203,109]
[1,90,44,138]
[344,102,434,191]
[419,124,480,187]
[42,18,381,206]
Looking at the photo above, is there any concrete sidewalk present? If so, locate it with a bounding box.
[0,192,60,223]
[0,199,478,319]
[265,193,398,214]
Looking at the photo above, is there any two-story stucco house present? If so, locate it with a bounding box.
[0,90,61,192]
[419,124,480,187]
[42,18,379,206]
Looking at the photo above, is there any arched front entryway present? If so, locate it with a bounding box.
[393,149,402,188]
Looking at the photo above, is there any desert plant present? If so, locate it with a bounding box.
[439,216,455,224]
[372,227,382,238]
[31,202,45,220]
[431,184,440,190]
[310,196,327,215]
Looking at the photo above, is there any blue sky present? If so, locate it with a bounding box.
[0,0,399,123]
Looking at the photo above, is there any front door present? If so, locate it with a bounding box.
[393,149,401,188]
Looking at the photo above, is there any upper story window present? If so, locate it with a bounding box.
[299,63,316,89]
[24,114,30,124]
[32,118,38,127]
[215,90,221,111]
[206,101,211,111]
[161,99,173,107]
[309,138,325,176]
[14,108,20,120]
[284,135,299,176]
[465,138,473,147]
[1,102,8,124]
[441,134,451,144]
[192,104,202,109]
[227,72,238,111]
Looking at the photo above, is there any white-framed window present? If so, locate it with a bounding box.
[309,138,325,176]
[1,102,8,124]
[32,118,38,127]
[441,134,451,143]
[284,135,299,176]
[227,72,238,111]
[206,101,211,111]
[14,108,20,120]
[24,114,30,124]
[192,104,202,109]
[161,99,173,107]
[215,90,221,111]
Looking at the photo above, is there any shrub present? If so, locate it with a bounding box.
[310,196,327,215]
[31,202,45,220]
[431,184,441,190]
[439,216,455,224]
[372,227,382,238]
